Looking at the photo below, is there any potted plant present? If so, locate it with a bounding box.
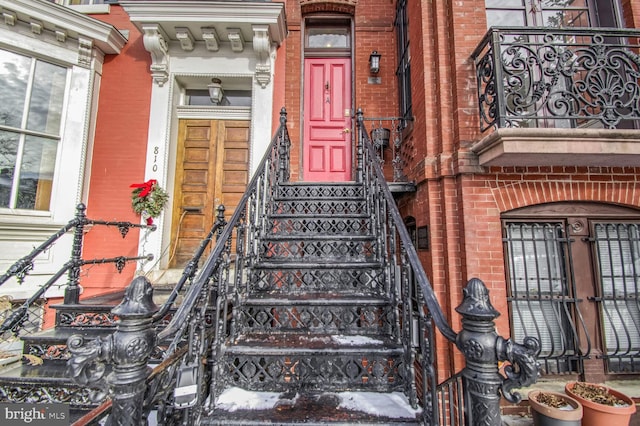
[528,390,582,426]
[565,381,636,426]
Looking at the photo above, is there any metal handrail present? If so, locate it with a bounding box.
[0,204,155,337]
[133,108,291,423]
[357,110,457,343]
[151,205,227,323]
[156,108,289,343]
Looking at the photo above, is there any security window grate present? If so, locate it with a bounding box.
[593,223,640,373]
[504,222,582,375]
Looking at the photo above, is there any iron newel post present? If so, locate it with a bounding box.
[455,278,541,426]
[67,276,158,425]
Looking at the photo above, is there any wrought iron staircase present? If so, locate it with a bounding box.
[0,108,541,425]
[207,180,415,424]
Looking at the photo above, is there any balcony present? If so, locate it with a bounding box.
[470,27,640,167]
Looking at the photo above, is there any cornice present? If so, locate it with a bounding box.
[120,1,287,45]
[0,0,127,54]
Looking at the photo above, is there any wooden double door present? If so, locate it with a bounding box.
[170,119,249,268]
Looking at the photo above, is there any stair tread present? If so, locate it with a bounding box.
[242,294,390,305]
[255,261,382,269]
[23,326,114,343]
[204,389,421,425]
[262,234,375,241]
[50,290,125,309]
[268,213,370,219]
[0,361,80,383]
[227,333,401,353]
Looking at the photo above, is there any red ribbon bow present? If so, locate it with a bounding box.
[130,179,157,198]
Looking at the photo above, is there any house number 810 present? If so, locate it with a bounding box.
[152,146,159,172]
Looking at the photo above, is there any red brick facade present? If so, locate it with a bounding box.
[274,0,640,386]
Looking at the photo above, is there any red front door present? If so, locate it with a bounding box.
[303,58,352,181]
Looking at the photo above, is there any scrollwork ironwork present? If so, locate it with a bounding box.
[472,27,640,131]
[496,336,541,403]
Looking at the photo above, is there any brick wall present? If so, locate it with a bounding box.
[282,0,397,181]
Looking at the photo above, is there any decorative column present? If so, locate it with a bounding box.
[455,278,541,426]
[67,276,158,425]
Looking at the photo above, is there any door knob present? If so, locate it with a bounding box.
[341,128,351,134]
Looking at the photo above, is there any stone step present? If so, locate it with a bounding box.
[221,333,405,393]
[235,295,396,336]
[203,389,421,425]
[21,327,114,361]
[0,361,104,408]
[248,262,386,295]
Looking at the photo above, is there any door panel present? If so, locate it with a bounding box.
[303,58,351,181]
[171,119,249,268]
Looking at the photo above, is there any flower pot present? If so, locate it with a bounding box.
[565,382,636,426]
[529,390,582,426]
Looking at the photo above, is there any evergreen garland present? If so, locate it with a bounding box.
[130,180,169,222]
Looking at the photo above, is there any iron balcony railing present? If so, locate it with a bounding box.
[471,27,640,132]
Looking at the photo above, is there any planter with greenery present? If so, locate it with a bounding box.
[528,390,582,426]
[565,382,636,426]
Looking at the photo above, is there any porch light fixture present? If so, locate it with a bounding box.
[369,51,381,74]
[208,78,224,105]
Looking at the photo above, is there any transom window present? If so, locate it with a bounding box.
[185,89,252,107]
[0,49,67,211]
[306,27,350,49]
[304,19,352,56]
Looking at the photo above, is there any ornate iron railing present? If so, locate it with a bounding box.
[67,107,541,425]
[356,108,541,425]
[0,204,154,341]
[361,116,410,183]
[67,108,291,425]
[471,27,640,132]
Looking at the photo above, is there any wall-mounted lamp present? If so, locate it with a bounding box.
[208,78,224,105]
[369,51,381,74]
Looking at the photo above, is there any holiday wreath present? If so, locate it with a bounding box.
[130,179,169,225]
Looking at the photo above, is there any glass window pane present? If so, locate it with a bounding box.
[542,9,590,27]
[307,28,350,49]
[0,50,30,129]
[185,89,252,107]
[541,0,588,7]
[16,135,57,210]
[594,223,640,372]
[27,61,67,134]
[506,223,565,294]
[486,10,527,27]
[0,130,19,208]
[486,0,524,6]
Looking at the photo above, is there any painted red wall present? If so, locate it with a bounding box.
[81,7,151,298]
[43,7,151,328]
